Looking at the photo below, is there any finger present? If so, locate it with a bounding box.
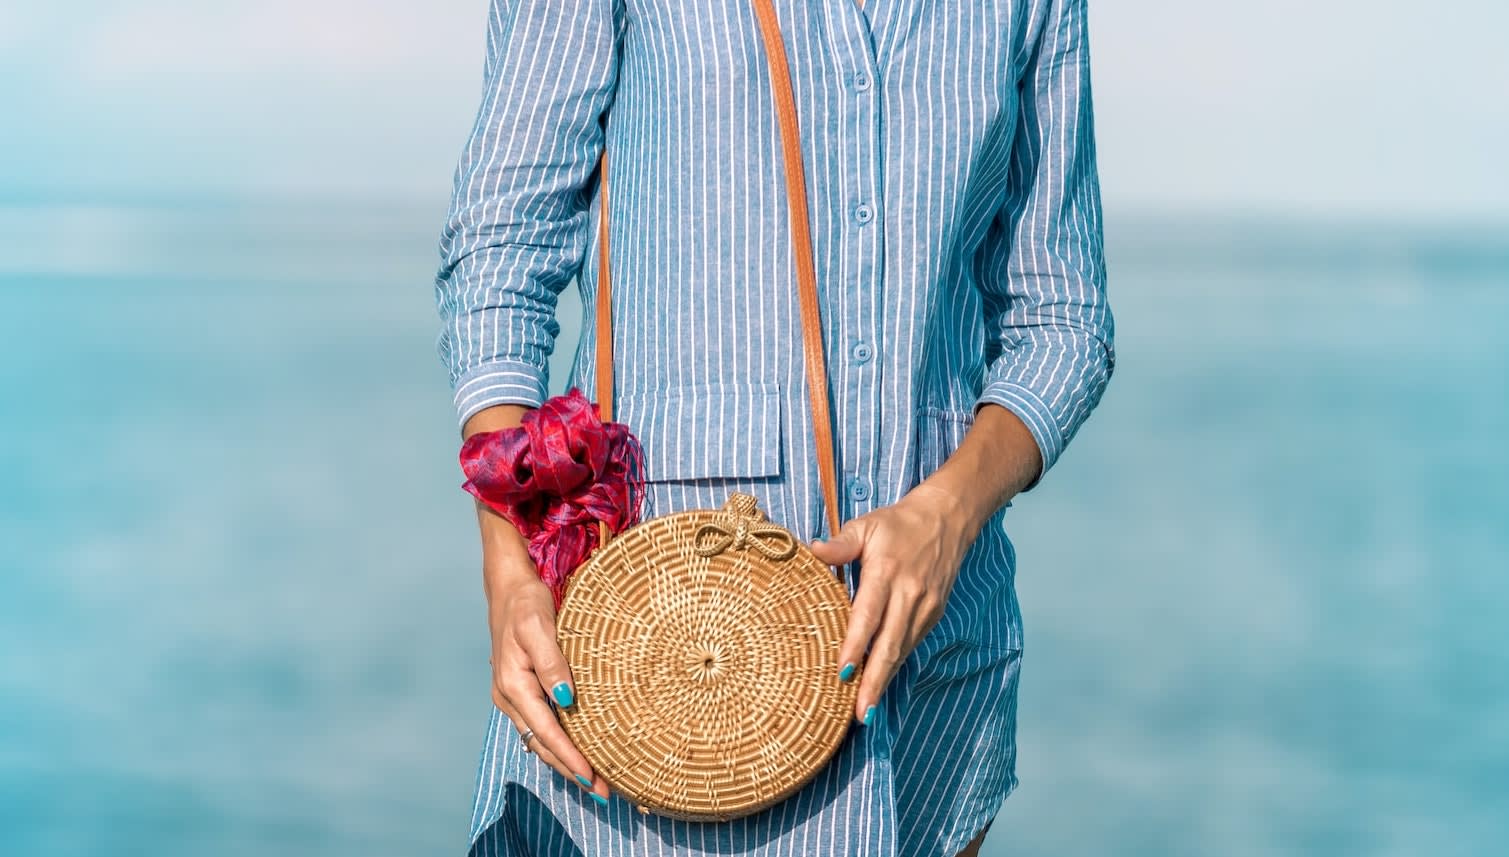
[507,672,599,791]
[836,568,889,684]
[854,600,910,726]
[516,609,577,710]
[492,687,592,794]
[518,692,613,805]
[809,518,869,567]
[511,614,613,803]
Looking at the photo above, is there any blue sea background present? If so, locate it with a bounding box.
[4,0,1509,854]
[3,200,1504,856]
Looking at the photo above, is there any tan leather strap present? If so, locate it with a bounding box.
[594,153,615,422]
[593,2,844,539]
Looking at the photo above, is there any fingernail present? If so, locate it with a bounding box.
[838,662,856,682]
[552,682,575,708]
[575,774,592,788]
[862,705,876,727]
[589,791,610,807]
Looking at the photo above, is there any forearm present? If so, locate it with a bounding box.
[463,403,539,588]
[976,325,1114,490]
[462,402,532,441]
[914,403,1041,538]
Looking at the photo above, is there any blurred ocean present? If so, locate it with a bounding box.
[1,200,1506,857]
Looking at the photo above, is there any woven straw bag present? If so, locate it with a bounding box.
[554,0,860,823]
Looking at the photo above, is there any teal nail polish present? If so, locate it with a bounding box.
[862,704,876,726]
[838,662,856,682]
[575,774,592,788]
[552,682,575,707]
[589,791,610,807]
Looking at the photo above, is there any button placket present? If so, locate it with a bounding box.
[824,6,886,518]
[855,59,887,511]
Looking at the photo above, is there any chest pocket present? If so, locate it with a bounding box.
[615,382,784,482]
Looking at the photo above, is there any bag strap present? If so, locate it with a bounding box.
[592,1,844,540]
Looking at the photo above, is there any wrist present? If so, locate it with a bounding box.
[905,479,989,543]
[911,403,1033,531]
[482,553,546,610]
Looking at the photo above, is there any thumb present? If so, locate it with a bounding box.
[809,518,868,566]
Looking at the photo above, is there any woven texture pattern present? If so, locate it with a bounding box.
[557,493,858,822]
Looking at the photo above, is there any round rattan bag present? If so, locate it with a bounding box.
[556,492,859,821]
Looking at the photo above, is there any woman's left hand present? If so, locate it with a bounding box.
[808,483,983,726]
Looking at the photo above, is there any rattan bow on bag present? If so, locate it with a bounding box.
[464,0,859,823]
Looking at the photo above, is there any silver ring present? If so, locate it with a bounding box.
[519,727,537,754]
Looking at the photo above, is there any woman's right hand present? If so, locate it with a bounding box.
[482,526,611,806]
[463,403,610,806]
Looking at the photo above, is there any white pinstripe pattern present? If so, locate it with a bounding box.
[434,0,1113,854]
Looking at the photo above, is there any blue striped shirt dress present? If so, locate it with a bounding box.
[432,0,1115,853]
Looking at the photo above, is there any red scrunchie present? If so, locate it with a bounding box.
[459,388,646,609]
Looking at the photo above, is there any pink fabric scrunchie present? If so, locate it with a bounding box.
[458,388,646,609]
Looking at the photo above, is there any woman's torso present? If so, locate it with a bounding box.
[562,0,1046,656]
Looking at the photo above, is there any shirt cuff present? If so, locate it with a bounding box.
[974,381,1065,493]
[453,359,549,430]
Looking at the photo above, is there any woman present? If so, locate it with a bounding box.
[433,0,1115,854]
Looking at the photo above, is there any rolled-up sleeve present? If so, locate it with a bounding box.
[973,0,1116,491]
[434,0,623,430]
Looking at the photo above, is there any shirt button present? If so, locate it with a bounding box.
[848,478,872,502]
[851,341,873,364]
[853,71,872,91]
[853,203,874,224]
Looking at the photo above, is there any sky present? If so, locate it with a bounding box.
[1,0,1505,218]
